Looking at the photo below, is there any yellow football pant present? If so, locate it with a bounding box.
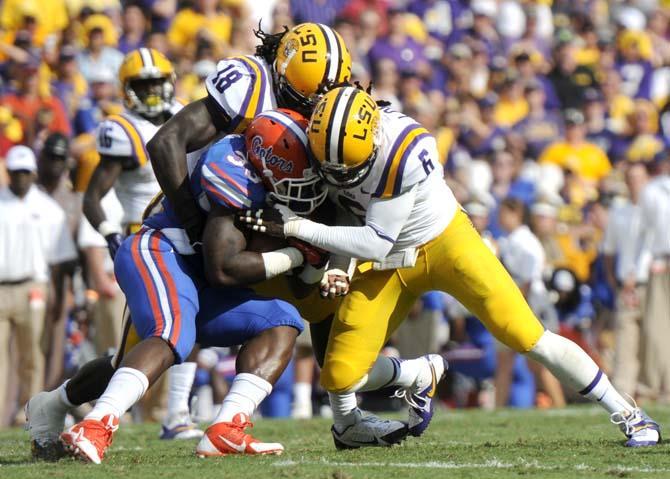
[321,209,546,393]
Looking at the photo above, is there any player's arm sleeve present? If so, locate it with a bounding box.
[286,185,418,262]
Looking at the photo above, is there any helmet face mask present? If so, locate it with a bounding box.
[126,77,174,117]
[119,48,175,118]
[267,168,327,214]
[314,148,377,188]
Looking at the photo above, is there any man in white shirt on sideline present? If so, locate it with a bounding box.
[636,153,670,401]
[496,197,565,408]
[0,146,78,425]
[603,163,650,399]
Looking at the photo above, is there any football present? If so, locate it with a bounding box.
[246,231,288,253]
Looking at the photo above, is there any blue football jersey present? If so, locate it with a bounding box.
[143,134,266,252]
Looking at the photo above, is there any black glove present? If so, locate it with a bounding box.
[105,233,123,260]
[289,238,329,269]
[238,208,287,238]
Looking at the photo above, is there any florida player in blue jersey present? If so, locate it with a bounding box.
[59,110,329,463]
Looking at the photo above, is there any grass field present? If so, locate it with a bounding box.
[2,406,670,479]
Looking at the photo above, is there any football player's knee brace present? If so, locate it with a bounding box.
[320,358,368,393]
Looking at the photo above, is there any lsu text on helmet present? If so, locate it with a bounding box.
[307,86,381,188]
[274,23,352,115]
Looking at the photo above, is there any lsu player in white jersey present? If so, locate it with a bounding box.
[25,48,202,457]
[240,86,661,448]
[147,24,410,448]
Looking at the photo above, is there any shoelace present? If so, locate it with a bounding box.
[392,388,430,413]
[609,393,647,437]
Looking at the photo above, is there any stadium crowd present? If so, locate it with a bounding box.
[1,0,670,427]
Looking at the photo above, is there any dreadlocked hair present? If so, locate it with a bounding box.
[254,22,289,65]
[350,80,390,107]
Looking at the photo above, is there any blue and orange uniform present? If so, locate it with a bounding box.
[113,134,303,362]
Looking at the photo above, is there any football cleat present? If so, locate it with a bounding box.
[393,354,447,437]
[611,408,661,447]
[195,413,284,457]
[331,409,409,450]
[160,412,204,440]
[25,391,68,461]
[60,414,119,464]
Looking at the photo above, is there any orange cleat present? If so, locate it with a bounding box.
[195,413,284,457]
[60,414,119,464]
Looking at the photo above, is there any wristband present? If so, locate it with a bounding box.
[98,220,122,237]
[262,247,304,279]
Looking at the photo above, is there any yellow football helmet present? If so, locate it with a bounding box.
[307,86,381,188]
[274,23,352,115]
[119,48,175,118]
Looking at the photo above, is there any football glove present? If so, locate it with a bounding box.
[238,205,300,238]
[320,268,350,299]
[288,238,329,269]
[105,233,123,260]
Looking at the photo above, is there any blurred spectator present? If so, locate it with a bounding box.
[548,39,597,109]
[496,198,565,408]
[636,154,670,401]
[76,25,124,85]
[539,108,611,204]
[119,2,149,54]
[395,291,449,359]
[511,79,562,160]
[602,163,649,398]
[167,0,232,58]
[1,61,71,146]
[0,146,76,425]
[368,8,429,78]
[291,0,348,25]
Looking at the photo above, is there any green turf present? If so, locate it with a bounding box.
[2,406,670,479]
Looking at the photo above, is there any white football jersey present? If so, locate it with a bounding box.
[96,102,183,225]
[329,107,458,253]
[205,55,277,134]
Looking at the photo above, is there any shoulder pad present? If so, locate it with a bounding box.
[96,115,149,166]
[199,135,267,210]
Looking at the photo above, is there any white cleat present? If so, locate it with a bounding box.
[25,391,68,461]
[331,408,409,450]
[160,412,204,440]
[611,408,661,447]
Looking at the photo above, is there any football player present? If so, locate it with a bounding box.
[147,24,408,448]
[60,110,329,463]
[240,86,661,447]
[80,47,201,440]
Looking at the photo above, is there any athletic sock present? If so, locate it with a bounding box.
[328,392,359,429]
[527,331,634,414]
[213,373,272,423]
[165,362,197,423]
[356,356,424,392]
[292,382,313,415]
[579,370,634,414]
[85,367,149,420]
[57,380,75,410]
